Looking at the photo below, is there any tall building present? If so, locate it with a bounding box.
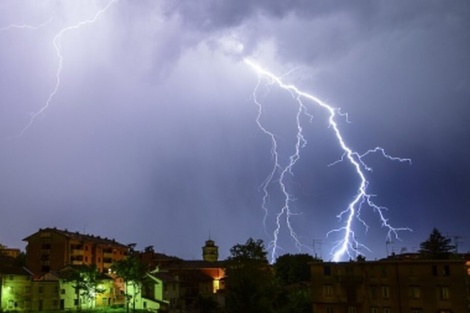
[311,259,470,313]
[202,239,218,262]
[23,228,128,274]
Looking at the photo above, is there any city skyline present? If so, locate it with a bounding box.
[1,1,469,261]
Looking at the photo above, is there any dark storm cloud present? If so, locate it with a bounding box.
[1,0,469,260]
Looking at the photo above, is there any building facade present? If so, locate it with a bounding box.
[23,228,128,274]
[311,259,470,313]
[0,265,33,312]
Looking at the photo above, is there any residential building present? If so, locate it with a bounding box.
[311,259,470,313]
[30,266,118,311]
[23,227,128,274]
[0,265,33,312]
[0,244,21,259]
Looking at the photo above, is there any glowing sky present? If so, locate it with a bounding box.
[1,1,469,261]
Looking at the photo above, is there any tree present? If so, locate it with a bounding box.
[112,256,146,313]
[274,253,317,286]
[419,228,455,259]
[62,265,105,310]
[225,238,277,313]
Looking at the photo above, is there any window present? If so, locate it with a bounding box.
[432,265,438,276]
[370,285,378,300]
[61,289,65,294]
[409,286,420,299]
[438,286,449,300]
[370,308,379,313]
[326,306,333,313]
[324,265,331,276]
[323,284,334,296]
[381,286,390,299]
[410,309,422,313]
[38,286,43,294]
[383,308,391,313]
[348,306,357,313]
[443,265,450,276]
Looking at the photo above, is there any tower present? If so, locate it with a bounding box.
[202,239,218,262]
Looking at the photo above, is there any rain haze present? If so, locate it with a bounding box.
[1,0,469,261]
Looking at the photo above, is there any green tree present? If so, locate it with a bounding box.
[274,253,317,286]
[112,256,146,313]
[225,238,277,313]
[419,228,455,259]
[62,265,105,310]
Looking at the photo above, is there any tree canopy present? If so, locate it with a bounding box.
[274,253,317,286]
[419,228,455,259]
[112,256,146,313]
[224,238,275,313]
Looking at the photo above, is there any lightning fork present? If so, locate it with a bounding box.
[245,58,411,262]
[15,0,119,137]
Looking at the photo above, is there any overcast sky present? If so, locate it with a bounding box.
[1,0,469,262]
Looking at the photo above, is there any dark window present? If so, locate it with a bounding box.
[41,265,50,272]
[432,265,438,276]
[324,265,331,276]
[444,265,450,276]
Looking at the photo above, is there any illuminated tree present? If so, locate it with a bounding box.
[419,228,455,259]
[112,256,146,313]
[62,265,105,310]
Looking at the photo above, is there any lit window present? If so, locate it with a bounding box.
[438,286,449,300]
[348,306,357,313]
[323,284,334,296]
[409,286,420,299]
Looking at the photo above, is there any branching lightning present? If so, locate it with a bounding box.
[245,59,411,262]
[6,0,119,137]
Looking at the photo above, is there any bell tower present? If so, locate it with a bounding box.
[202,239,219,262]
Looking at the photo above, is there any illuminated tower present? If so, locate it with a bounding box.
[202,239,218,262]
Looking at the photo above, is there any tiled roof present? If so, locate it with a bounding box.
[23,227,128,248]
[165,260,225,269]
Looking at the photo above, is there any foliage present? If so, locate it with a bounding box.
[196,295,220,313]
[276,288,312,313]
[227,238,268,263]
[274,253,316,286]
[224,238,277,313]
[419,228,455,259]
[63,265,106,310]
[111,256,146,313]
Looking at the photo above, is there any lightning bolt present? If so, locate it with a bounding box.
[0,19,52,32]
[245,59,411,262]
[9,0,118,137]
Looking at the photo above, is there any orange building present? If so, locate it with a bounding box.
[23,228,128,275]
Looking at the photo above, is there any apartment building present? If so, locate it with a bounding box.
[311,259,470,313]
[23,228,128,274]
